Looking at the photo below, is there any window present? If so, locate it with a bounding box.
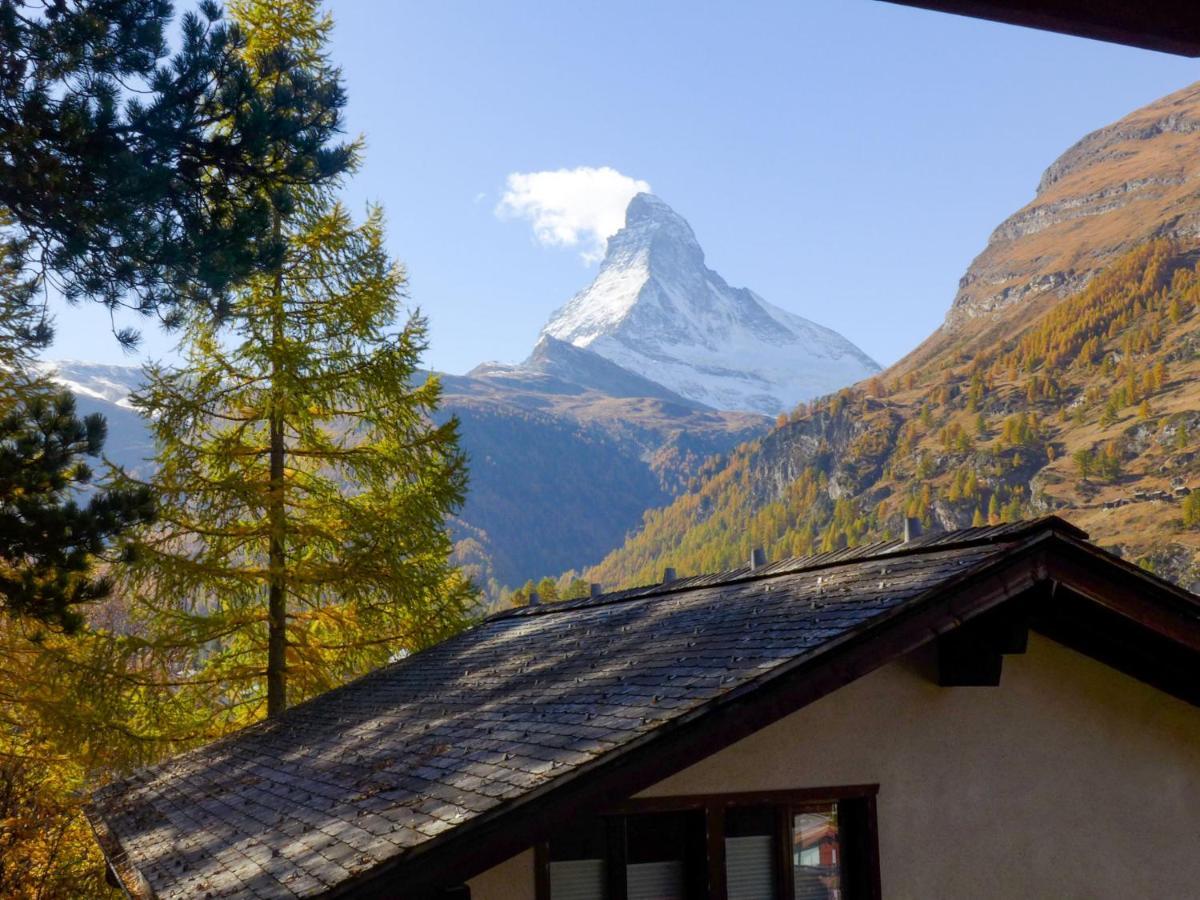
[793,806,841,900]
[546,818,607,900]
[624,811,706,899]
[538,787,879,900]
[725,807,779,900]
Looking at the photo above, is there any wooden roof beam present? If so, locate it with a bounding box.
[879,1,1200,57]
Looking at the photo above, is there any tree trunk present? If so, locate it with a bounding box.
[266,215,288,718]
[266,405,287,717]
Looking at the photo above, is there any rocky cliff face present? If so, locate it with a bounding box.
[542,193,879,414]
[943,82,1200,332]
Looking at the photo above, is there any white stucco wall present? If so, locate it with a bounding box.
[468,634,1200,899]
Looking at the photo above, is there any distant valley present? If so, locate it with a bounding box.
[45,195,876,596]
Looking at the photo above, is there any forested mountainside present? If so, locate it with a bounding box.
[586,241,1200,591]
[441,379,763,594]
[584,84,1200,594]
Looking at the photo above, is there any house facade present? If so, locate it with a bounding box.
[87,518,1200,899]
[469,631,1200,899]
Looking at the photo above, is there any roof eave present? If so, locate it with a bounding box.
[84,803,156,900]
[880,0,1200,57]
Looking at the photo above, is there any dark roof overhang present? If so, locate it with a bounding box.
[879,1,1200,57]
[340,525,1200,898]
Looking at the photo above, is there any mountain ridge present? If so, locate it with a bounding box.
[39,349,767,595]
[934,81,1200,341]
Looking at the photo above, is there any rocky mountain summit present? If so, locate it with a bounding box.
[942,81,1200,335]
[541,193,879,415]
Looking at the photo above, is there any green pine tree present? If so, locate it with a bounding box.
[0,224,153,632]
[0,0,352,339]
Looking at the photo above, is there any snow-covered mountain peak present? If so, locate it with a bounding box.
[540,195,879,414]
[613,192,704,266]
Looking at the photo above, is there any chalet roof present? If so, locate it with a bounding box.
[880,1,1200,57]
[86,517,1200,899]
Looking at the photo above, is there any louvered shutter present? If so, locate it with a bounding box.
[626,860,684,899]
[548,859,605,900]
[725,835,777,899]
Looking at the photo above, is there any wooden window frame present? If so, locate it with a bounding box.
[536,785,881,900]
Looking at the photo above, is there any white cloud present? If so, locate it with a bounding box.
[496,166,651,263]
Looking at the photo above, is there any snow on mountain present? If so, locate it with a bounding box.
[34,360,155,473]
[541,193,879,414]
[37,359,144,409]
[465,334,708,408]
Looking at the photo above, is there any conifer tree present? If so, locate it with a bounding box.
[1183,491,1200,529]
[126,193,472,720]
[0,226,155,894]
[122,0,472,722]
[0,0,352,337]
[0,225,154,632]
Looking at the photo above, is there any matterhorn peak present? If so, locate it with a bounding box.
[606,193,704,273]
[622,192,695,235]
[540,194,879,415]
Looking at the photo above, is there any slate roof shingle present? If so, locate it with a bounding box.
[85,517,1115,899]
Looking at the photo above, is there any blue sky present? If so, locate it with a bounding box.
[45,0,1198,373]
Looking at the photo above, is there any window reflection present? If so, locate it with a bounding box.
[793,806,842,900]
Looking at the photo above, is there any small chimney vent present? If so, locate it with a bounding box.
[662,567,677,584]
[527,590,540,607]
[589,582,602,598]
[750,547,767,569]
[903,517,923,543]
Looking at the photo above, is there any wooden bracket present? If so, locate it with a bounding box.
[937,594,1033,686]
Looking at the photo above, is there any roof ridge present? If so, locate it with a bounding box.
[493,516,1088,620]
